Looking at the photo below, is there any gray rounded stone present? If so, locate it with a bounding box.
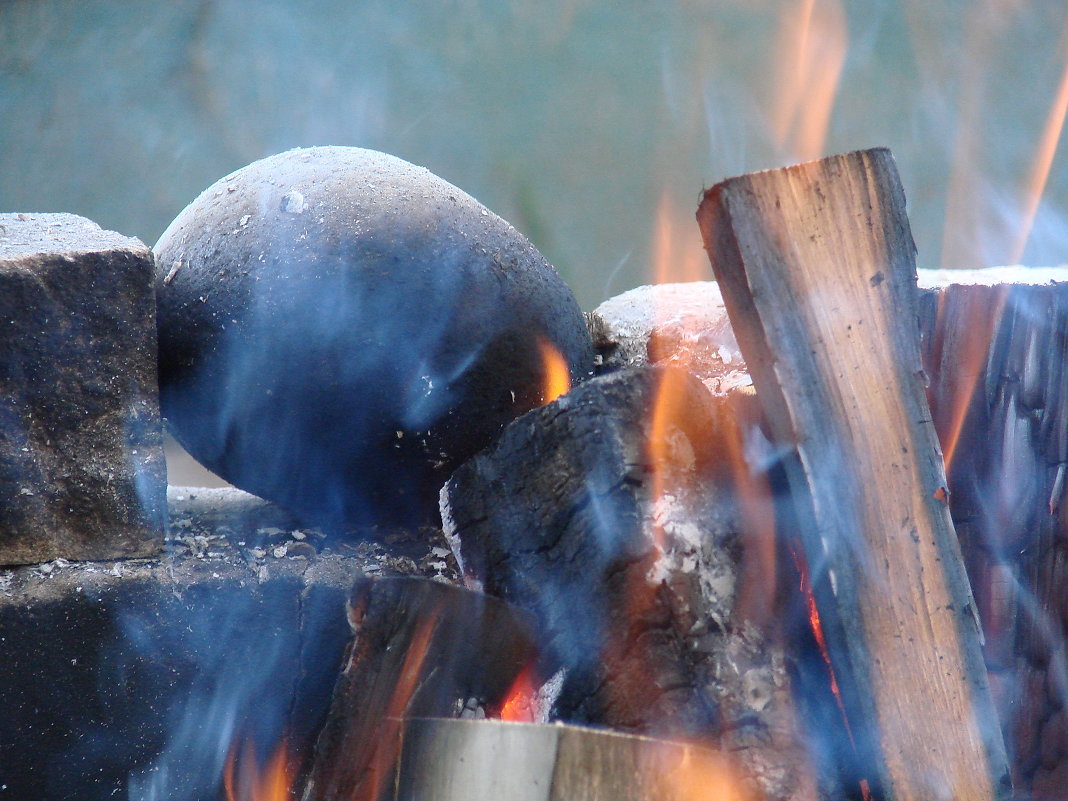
[155,147,593,529]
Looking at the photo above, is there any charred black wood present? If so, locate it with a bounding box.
[0,213,166,565]
[442,366,819,799]
[300,577,535,801]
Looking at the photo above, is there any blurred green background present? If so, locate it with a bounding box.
[5,0,1068,306]
[3,0,1067,482]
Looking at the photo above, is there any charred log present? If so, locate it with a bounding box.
[442,366,819,799]
[300,577,535,801]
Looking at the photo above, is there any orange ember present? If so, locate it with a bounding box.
[497,665,539,723]
[224,739,294,801]
[792,549,862,747]
[538,338,571,404]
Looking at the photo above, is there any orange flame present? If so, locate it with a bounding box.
[653,190,707,287]
[769,0,847,162]
[646,367,695,553]
[1012,21,1068,264]
[929,286,1007,476]
[648,740,753,801]
[360,611,440,801]
[497,665,538,723]
[223,739,295,801]
[721,394,778,629]
[538,338,571,404]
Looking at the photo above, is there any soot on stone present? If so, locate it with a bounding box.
[155,147,593,529]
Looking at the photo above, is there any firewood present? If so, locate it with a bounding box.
[300,577,535,801]
[393,717,748,801]
[697,149,1011,800]
[442,367,821,800]
[917,267,1068,799]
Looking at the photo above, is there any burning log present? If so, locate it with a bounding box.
[0,213,166,565]
[697,148,1011,800]
[917,267,1068,800]
[442,366,821,799]
[301,577,536,801]
[393,718,747,801]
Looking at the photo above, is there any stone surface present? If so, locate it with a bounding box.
[587,282,750,395]
[0,486,459,801]
[0,213,166,565]
[155,147,594,530]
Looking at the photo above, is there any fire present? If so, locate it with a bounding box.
[769,0,847,162]
[538,338,571,404]
[648,740,753,801]
[721,393,778,627]
[792,547,875,800]
[652,190,707,287]
[1012,23,1068,264]
[497,664,538,723]
[223,739,295,801]
[928,286,1007,476]
[646,366,695,552]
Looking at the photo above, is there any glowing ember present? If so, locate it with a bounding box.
[538,338,571,404]
[223,739,294,801]
[497,665,538,723]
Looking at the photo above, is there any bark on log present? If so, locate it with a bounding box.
[917,268,1068,800]
[442,367,821,800]
[393,718,747,801]
[697,148,1011,801]
[300,577,536,801]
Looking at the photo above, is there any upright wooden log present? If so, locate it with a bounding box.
[697,149,1011,800]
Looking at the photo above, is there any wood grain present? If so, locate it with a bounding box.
[394,718,749,801]
[697,149,1010,801]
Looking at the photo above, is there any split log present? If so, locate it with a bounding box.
[917,268,1068,800]
[300,577,536,801]
[394,718,747,801]
[442,367,822,800]
[0,213,166,565]
[697,149,1011,800]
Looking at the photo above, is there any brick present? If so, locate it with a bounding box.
[0,213,165,564]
